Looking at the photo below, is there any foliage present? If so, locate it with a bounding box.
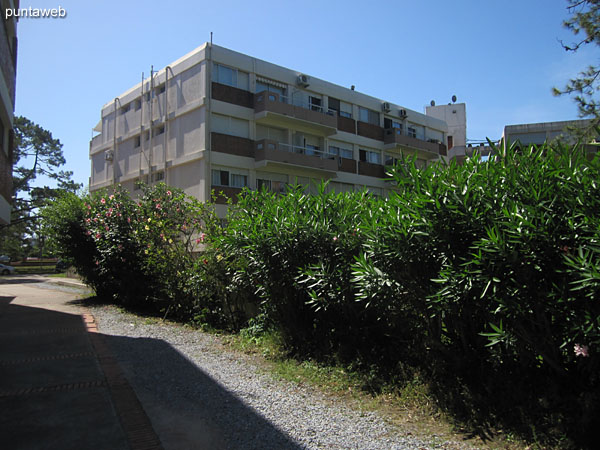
[217,144,600,447]
[43,142,600,446]
[554,1,600,131]
[0,116,81,260]
[42,183,247,327]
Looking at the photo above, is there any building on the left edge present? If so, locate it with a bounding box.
[0,0,19,224]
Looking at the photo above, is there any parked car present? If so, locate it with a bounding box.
[0,263,15,275]
[0,255,10,263]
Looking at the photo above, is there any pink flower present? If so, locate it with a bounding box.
[86,230,91,236]
[574,344,589,357]
[203,259,208,265]
[200,233,206,242]
[333,236,338,242]
[105,226,109,231]
[156,204,162,210]
[166,190,172,196]
[127,217,131,223]
[196,239,201,244]
[100,198,106,204]
[109,195,114,200]
[95,233,101,239]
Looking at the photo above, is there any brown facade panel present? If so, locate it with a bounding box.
[211,132,254,158]
[211,82,254,109]
[211,186,243,204]
[0,18,16,106]
[357,121,384,141]
[337,116,356,134]
[358,161,385,178]
[438,143,447,156]
[0,142,12,204]
[338,157,356,173]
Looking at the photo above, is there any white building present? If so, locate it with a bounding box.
[90,43,450,213]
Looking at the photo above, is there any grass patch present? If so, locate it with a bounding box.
[222,326,536,450]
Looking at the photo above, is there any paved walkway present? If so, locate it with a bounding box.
[0,277,162,450]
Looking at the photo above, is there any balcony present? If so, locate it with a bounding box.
[254,139,338,173]
[212,82,254,109]
[383,128,447,158]
[358,161,385,178]
[211,132,254,158]
[254,92,337,137]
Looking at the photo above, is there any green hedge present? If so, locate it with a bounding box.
[42,142,600,446]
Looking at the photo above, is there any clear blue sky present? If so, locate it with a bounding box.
[14,0,594,188]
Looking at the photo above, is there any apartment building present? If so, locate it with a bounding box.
[0,0,19,224]
[90,44,449,214]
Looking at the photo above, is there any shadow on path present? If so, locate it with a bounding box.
[103,332,304,450]
[0,296,302,449]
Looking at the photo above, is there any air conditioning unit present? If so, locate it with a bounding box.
[104,150,114,161]
[297,74,310,87]
[382,102,391,112]
[399,109,407,118]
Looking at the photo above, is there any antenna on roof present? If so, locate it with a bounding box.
[210,32,213,46]
[452,95,457,103]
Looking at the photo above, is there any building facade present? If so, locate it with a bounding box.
[90,44,449,214]
[0,0,19,224]
[502,119,596,148]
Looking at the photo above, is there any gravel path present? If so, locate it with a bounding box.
[88,303,479,450]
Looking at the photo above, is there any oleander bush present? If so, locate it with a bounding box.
[43,142,600,447]
[216,142,599,447]
[42,183,245,326]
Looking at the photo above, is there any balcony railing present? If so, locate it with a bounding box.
[255,139,339,172]
[384,128,447,157]
[254,92,337,135]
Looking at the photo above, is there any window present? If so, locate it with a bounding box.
[329,97,352,118]
[255,81,285,99]
[212,113,250,138]
[153,126,165,137]
[329,145,353,159]
[309,96,322,112]
[120,103,130,114]
[385,154,400,166]
[155,84,165,95]
[359,107,379,125]
[257,172,288,193]
[213,63,249,90]
[257,179,287,193]
[231,174,248,188]
[212,168,248,188]
[212,169,230,186]
[134,136,141,148]
[407,126,417,138]
[359,149,381,164]
[152,171,164,182]
[134,99,142,111]
[384,118,403,130]
[306,144,321,156]
[144,131,150,141]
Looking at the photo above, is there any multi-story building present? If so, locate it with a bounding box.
[502,119,596,147]
[0,0,19,224]
[90,43,449,214]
